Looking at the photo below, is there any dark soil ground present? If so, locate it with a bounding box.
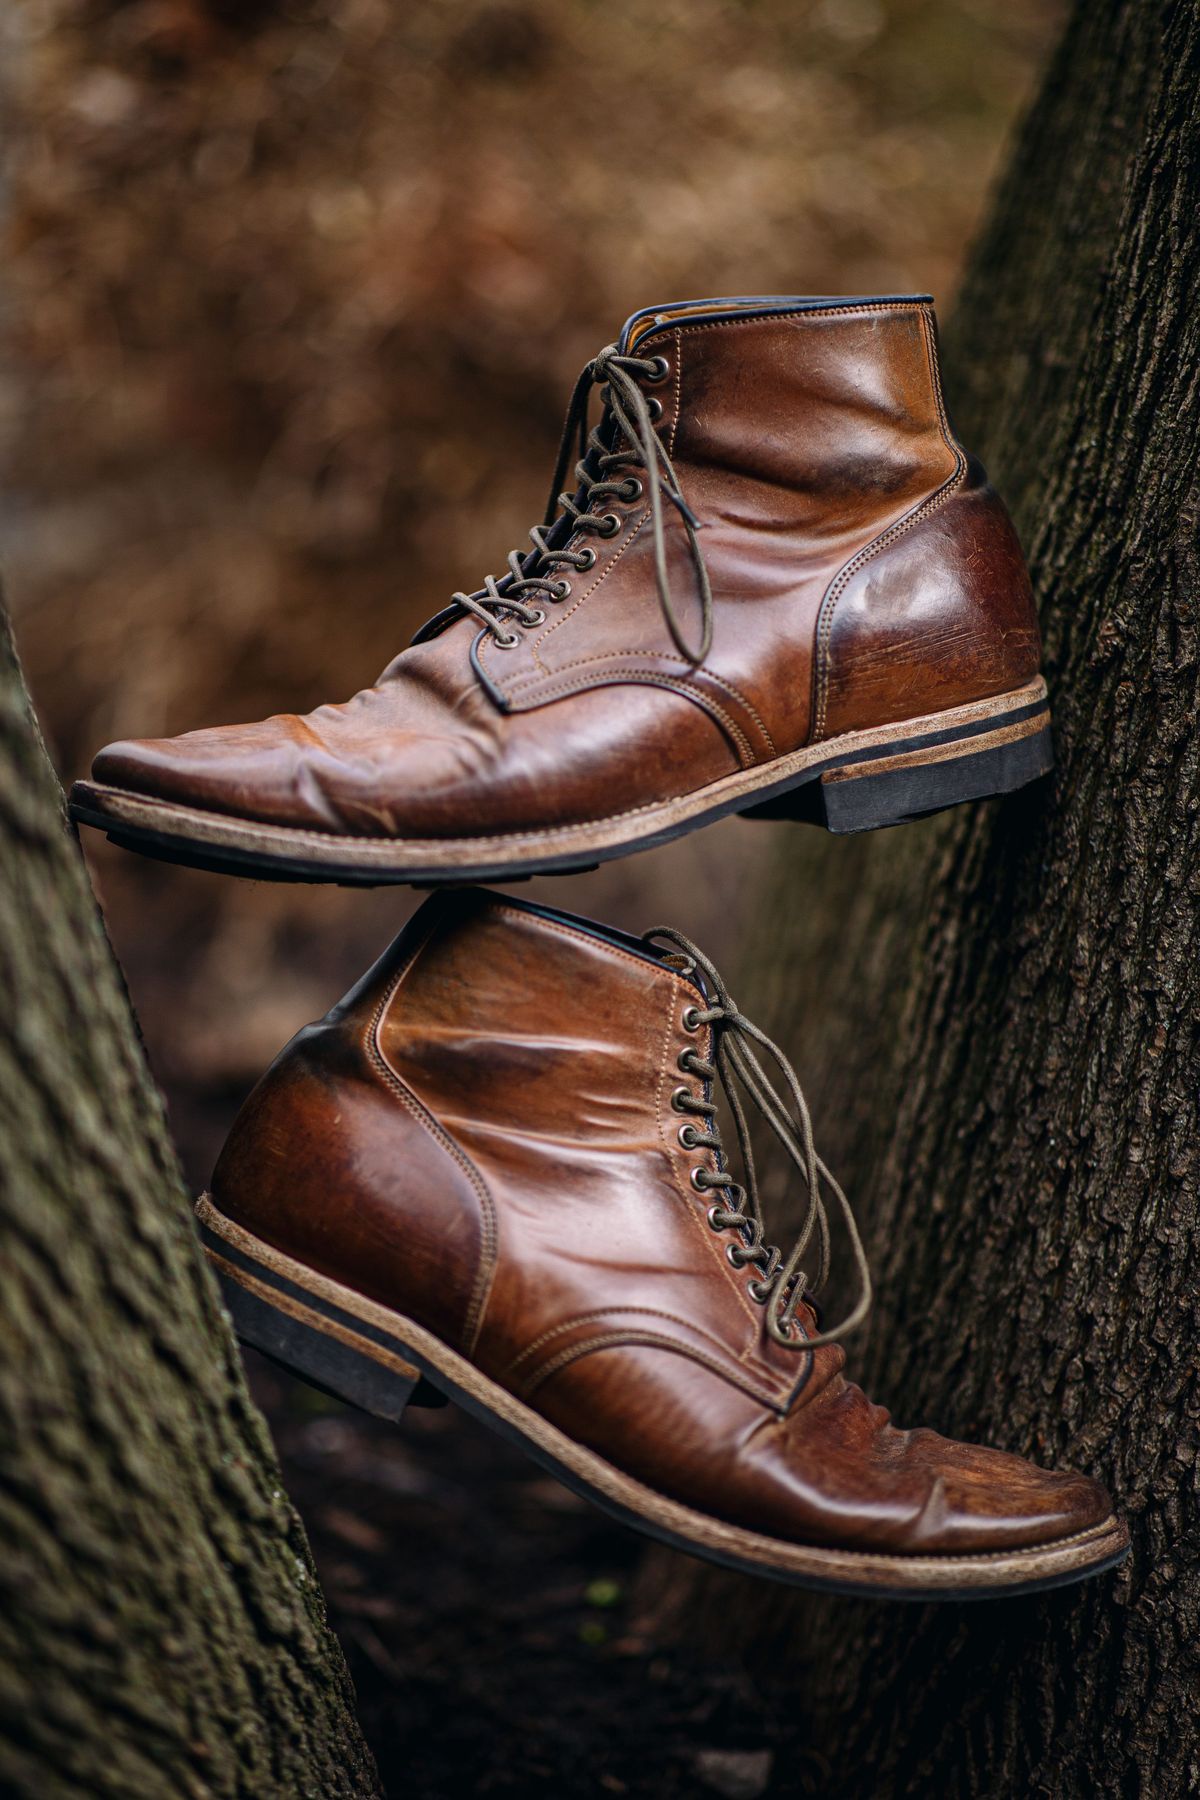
[245,1353,824,1800]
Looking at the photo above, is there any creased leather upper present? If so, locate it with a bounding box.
[92,297,1041,840]
[211,887,1109,1556]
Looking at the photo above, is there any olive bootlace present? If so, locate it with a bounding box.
[432,343,714,665]
[646,927,872,1351]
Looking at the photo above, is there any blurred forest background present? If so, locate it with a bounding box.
[1,2,1063,1792]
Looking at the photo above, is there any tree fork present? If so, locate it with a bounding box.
[0,603,381,1798]
[661,3,1200,1795]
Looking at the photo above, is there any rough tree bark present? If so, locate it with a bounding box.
[0,604,380,1798]
[671,3,1200,1796]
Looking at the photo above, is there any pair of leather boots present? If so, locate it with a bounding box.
[74,295,1126,1598]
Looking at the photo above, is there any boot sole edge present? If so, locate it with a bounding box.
[71,678,1051,887]
[196,1192,1128,1602]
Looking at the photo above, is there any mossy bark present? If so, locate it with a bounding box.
[0,604,380,1798]
[672,3,1200,1795]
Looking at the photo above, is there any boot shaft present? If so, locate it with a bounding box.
[474,293,1039,749]
[624,295,957,536]
[368,890,696,1155]
[211,889,823,1394]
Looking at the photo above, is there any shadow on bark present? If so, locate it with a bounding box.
[0,606,380,1797]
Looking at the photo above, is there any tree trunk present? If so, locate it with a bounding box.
[667,3,1200,1796]
[0,604,380,1797]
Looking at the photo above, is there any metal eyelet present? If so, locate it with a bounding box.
[644,355,670,384]
[493,632,520,651]
[621,477,645,503]
[725,1244,744,1270]
[682,1006,702,1032]
[550,579,572,600]
[597,512,622,538]
[689,1166,709,1193]
[705,1205,726,1232]
[746,1279,770,1306]
[576,547,597,571]
[677,1049,698,1075]
[670,1084,693,1112]
[678,1124,700,1149]
[647,396,663,422]
[522,609,546,628]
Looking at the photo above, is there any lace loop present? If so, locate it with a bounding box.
[437,344,714,665]
[644,928,872,1351]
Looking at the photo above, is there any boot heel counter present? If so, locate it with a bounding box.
[211,899,434,1251]
[816,459,1042,740]
[210,1011,493,1357]
[210,1027,335,1242]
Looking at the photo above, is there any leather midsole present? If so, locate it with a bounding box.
[72,678,1049,870]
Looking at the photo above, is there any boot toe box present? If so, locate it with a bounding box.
[896,1433,1115,1555]
[741,1380,1117,1559]
[91,720,316,825]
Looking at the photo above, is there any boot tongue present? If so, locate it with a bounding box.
[617,296,785,352]
[617,300,724,353]
[656,949,698,976]
[618,301,704,353]
[619,293,934,351]
[617,308,651,354]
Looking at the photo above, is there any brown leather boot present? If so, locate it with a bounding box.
[199,888,1125,1597]
[74,295,1051,885]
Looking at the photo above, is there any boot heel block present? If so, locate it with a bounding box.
[744,690,1053,835]
[200,1215,443,1417]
